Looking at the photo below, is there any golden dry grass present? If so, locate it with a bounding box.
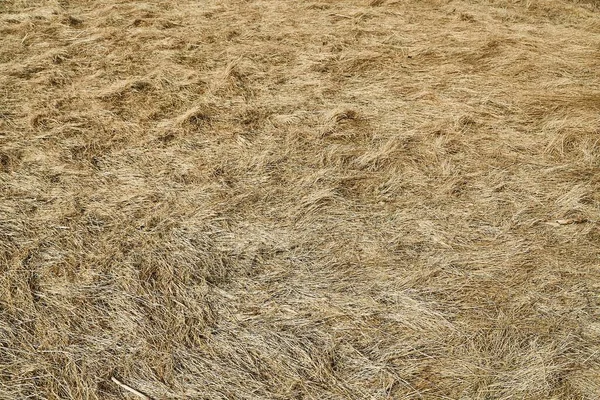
[1,0,600,398]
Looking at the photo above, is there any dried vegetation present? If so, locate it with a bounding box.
[1,0,600,398]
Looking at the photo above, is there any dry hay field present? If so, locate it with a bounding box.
[1,0,600,398]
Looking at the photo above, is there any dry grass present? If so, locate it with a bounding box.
[1,0,600,398]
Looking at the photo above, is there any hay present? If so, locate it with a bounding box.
[1,0,599,398]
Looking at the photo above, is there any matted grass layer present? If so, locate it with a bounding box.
[1,0,600,398]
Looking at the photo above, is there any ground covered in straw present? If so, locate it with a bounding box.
[1,0,600,398]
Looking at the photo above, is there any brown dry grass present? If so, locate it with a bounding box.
[1,0,600,399]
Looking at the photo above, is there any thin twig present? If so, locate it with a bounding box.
[111,376,155,400]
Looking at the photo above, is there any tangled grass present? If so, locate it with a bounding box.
[1,0,600,398]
